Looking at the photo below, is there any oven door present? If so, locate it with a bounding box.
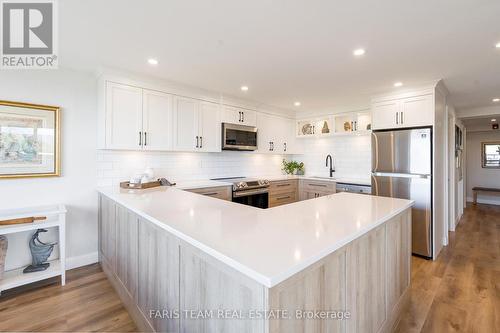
[222,123,258,151]
[232,189,269,208]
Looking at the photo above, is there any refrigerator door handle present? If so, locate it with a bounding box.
[371,132,379,172]
[373,172,431,179]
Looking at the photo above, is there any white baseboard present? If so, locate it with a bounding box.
[66,251,99,270]
[466,196,500,206]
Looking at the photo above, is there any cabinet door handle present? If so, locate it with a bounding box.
[310,183,327,187]
[276,195,291,200]
[144,132,147,146]
[284,142,287,152]
[277,183,291,187]
[354,121,357,131]
[196,136,199,148]
[200,136,203,148]
[139,131,142,146]
[396,112,399,124]
[271,142,274,151]
[239,111,242,122]
[203,192,218,196]
[242,112,245,122]
[400,111,404,124]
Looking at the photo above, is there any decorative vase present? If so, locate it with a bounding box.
[0,235,7,281]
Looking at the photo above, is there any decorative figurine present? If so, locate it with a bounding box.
[321,121,330,134]
[23,229,56,273]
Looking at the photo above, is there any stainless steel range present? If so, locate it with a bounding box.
[212,177,270,208]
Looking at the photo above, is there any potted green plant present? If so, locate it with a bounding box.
[282,159,305,175]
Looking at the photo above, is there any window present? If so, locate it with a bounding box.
[482,142,500,168]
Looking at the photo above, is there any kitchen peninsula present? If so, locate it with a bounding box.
[97,186,413,333]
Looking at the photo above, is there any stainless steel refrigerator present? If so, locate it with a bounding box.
[371,127,432,258]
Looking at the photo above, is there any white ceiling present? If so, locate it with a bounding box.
[59,0,500,112]
[462,114,500,131]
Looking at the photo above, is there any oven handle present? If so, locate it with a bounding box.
[233,188,269,197]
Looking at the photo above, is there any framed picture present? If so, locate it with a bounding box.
[0,100,60,178]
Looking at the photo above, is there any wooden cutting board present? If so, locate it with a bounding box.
[0,216,46,226]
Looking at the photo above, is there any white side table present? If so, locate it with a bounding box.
[0,204,66,293]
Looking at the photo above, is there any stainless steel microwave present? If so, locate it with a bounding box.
[222,123,258,151]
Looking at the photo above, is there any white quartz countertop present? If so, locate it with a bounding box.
[97,186,412,288]
[173,179,233,190]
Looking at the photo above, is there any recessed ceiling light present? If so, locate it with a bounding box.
[240,86,249,92]
[147,58,158,65]
[495,42,500,48]
[353,48,366,56]
[394,82,403,87]
[294,101,301,107]
[493,98,500,102]
[492,119,497,122]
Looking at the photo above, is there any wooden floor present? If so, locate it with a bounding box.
[0,263,137,332]
[396,203,500,333]
[0,203,498,332]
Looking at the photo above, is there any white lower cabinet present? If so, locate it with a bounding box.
[173,97,221,152]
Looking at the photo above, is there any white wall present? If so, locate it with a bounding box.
[0,69,98,270]
[97,150,286,186]
[466,131,500,205]
[293,135,371,180]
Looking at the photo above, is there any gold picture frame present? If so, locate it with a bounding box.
[481,141,500,169]
[0,100,60,179]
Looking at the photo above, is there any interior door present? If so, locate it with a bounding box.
[173,96,199,151]
[371,174,432,257]
[198,101,221,152]
[105,82,143,149]
[143,90,173,151]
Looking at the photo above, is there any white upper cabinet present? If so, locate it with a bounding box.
[105,82,143,150]
[198,101,221,152]
[400,95,434,128]
[173,96,199,151]
[222,105,257,127]
[173,97,221,152]
[372,94,434,130]
[257,112,294,154]
[102,81,174,150]
[142,90,173,151]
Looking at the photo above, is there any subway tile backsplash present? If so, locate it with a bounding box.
[97,135,371,186]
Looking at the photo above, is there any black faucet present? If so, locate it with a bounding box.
[326,154,335,177]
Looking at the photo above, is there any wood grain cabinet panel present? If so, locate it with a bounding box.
[138,219,180,333]
[346,224,386,333]
[268,249,346,333]
[179,244,265,333]
[269,180,298,207]
[99,195,117,269]
[115,205,139,300]
[386,210,411,314]
[186,186,231,201]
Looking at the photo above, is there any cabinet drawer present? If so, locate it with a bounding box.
[187,186,231,201]
[269,179,298,194]
[269,191,297,208]
[300,180,336,193]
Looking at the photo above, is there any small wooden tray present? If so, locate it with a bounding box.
[120,181,162,190]
[0,216,46,226]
